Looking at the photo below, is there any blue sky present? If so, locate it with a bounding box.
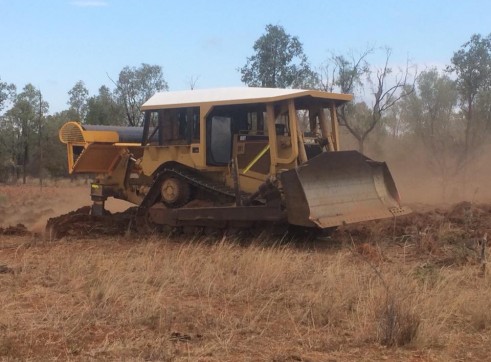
[1,0,490,113]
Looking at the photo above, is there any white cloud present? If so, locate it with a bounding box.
[71,1,108,7]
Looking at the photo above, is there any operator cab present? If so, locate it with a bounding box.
[140,87,352,180]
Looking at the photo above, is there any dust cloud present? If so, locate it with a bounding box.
[1,139,490,234]
[371,141,491,206]
[0,182,133,233]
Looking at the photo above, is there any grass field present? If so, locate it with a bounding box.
[1,184,491,361]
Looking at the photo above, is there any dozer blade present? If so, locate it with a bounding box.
[280,151,411,228]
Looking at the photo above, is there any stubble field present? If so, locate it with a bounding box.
[1,182,491,361]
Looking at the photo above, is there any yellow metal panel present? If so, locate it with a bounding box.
[274,99,298,165]
[114,142,144,147]
[266,103,277,174]
[82,130,119,143]
[330,103,340,151]
[242,145,270,174]
[199,104,213,168]
[66,144,75,173]
[139,145,199,175]
[296,119,308,164]
[189,143,202,167]
[236,171,267,193]
[72,144,124,174]
[59,121,121,144]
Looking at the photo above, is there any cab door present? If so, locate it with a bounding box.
[206,115,232,165]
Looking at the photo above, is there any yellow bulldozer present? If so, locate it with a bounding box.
[59,87,410,232]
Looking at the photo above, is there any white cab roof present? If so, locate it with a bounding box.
[141,87,352,110]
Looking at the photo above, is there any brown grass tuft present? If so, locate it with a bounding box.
[376,295,420,347]
[1,226,491,360]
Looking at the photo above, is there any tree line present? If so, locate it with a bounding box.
[1,25,490,193]
[0,64,168,182]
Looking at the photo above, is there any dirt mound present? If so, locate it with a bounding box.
[347,202,491,241]
[403,202,490,237]
[334,202,489,244]
[45,206,139,239]
[0,223,30,236]
[42,202,491,244]
[332,202,491,268]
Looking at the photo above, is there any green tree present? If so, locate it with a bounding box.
[0,113,18,182]
[474,89,491,135]
[413,69,458,137]
[86,85,124,125]
[4,84,48,184]
[0,77,17,181]
[114,63,168,126]
[67,80,89,121]
[240,24,317,88]
[447,33,491,162]
[41,112,72,177]
[0,77,16,114]
[399,69,458,199]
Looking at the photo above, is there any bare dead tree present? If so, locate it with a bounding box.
[38,90,44,188]
[319,48,373,94]
[336,48,417,153]
[317,62,337,93]
[187,75,200,90]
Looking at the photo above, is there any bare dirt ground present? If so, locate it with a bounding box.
[1,183,491,361]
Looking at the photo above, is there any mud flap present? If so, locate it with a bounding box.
[280,151,411,228]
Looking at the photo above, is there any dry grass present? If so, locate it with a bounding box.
[1,233,491,361]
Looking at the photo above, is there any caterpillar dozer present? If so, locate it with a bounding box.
[59,87,410,232]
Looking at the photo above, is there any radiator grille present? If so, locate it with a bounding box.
[59,122,84,143]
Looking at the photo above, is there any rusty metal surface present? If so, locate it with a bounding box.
[281,151,411,228]
[149,203,284,226]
